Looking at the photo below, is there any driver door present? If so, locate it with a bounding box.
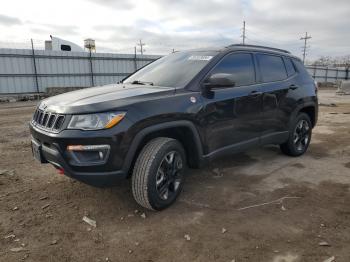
[200,52,263,155]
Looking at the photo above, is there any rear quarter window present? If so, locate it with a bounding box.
[292,59,309,75]
[292,58,314,82]
[257,54,288,82]
[283,57,296,77]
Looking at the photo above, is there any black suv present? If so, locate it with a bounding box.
[30,44,318,210]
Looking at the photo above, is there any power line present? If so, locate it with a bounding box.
[137,39,146,55]
[300,32,312,64]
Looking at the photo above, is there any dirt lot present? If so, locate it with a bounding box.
[0,90,350,262]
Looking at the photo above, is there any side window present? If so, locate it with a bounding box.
[257,54,287,82]
[284,57,296,77]
[210,53,255,86]
[292,59,310,76]
[61,44,71,51]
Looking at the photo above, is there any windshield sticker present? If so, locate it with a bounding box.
[188,55,213,61]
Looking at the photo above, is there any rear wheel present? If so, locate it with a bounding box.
[132,137,186,210]
[280,113,312,156]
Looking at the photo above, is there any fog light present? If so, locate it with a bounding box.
[66,145,110,166]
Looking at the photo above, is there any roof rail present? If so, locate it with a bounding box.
[226,44,291,54]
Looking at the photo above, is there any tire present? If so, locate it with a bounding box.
[132,137,186,211]
[280,113,312,157]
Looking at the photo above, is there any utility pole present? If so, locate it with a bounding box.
[300,32,312,64]
[134,46,137,71]
[30,39,39,95]
[241,21,246,45]
[137,39,146,55]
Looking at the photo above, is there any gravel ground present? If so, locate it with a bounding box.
[0,90,349,262]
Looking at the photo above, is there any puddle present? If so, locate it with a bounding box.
[272,253,299,262]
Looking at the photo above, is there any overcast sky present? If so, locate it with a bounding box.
[0,0,349,60]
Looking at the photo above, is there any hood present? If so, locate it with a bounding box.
[39,83,175,114]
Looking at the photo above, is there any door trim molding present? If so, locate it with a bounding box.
[203,137,259,161]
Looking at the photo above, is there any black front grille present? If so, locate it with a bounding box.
[32,109,65,132]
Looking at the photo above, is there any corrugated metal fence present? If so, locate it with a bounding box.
[0,48,159,94]
[1,48,349,94]
[306,65,349,83]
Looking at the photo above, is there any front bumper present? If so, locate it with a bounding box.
[29,121,131,187]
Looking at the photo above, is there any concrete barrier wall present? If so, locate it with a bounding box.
[338,80,350,94]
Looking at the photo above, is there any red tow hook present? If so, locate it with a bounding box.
[58,168,65,175]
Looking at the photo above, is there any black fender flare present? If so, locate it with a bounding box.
[288,101,317,128]
[121,120,204,174]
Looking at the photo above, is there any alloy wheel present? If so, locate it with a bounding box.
[293,119,310,151]
[155,151,183,200]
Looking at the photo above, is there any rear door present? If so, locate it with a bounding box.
[200,52,263,155]
[255,53,296,144]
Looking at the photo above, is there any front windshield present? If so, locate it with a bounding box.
[123,51,218,88]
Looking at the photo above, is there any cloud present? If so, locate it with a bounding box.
[245,0,350,56]
[152,0,244,29]
[93,23,234,54]
[0,0,349,59]
[35,24,79,36]
[0,14,22,26]
[86,0,134,9]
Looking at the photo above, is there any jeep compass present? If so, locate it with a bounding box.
[30,44,318,210]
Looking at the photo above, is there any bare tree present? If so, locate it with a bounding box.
[311,55,350,67]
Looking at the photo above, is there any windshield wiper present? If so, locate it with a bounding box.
[130,80,154,86]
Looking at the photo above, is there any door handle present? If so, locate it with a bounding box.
[289,84,299,90]
[249,90,263,96]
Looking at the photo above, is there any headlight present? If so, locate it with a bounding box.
[68,112,126,130]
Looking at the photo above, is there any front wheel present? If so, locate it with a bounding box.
[132,137,186,211]
[280,113,312,156]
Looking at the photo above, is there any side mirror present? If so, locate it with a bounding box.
[203,73,236,90]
